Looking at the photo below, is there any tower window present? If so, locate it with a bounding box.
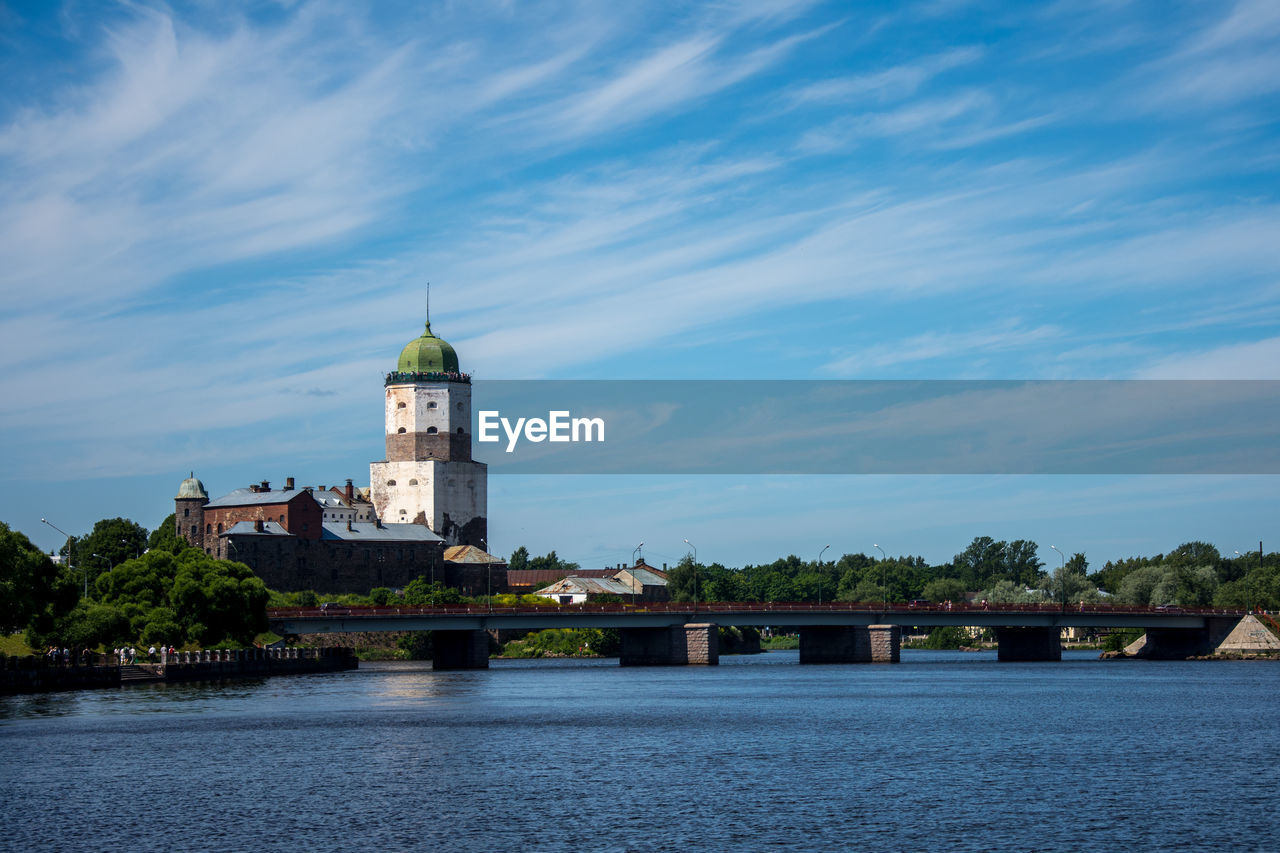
[427,401,438,409]
[387,479,397,486]
[456,402,463,411]
[397,402,406,409]
[183,508,189,517]
[397,427,406,434]
[399,509,407,515]
[408,479,418,485]
[427,426,438,435]
[206,523,211,534]
[456,427,464,435]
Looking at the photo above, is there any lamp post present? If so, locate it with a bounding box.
[873,544,886,610]
[42,518,83,598]
[684,538,697,611]
[1050,545,1066,613]
[633,542,644,566]
[817,544,829,605]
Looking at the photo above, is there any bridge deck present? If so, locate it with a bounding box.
[269,602,1237,634]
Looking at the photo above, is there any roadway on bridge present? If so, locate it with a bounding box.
[268,601,1234,635]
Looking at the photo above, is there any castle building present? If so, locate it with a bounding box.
[369,310,487,547]
[172,307,499,594]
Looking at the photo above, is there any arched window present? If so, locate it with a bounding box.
[427,401,438,409]
[278,515,284,524]
[397,401,406,409]
[427,426,438,435]
[190,526,197,537]
[456,402,463,411]
[397,427,407,434]
[386,479,397,486]
[408,479,418,485]
[217,523,223,534]
[399,509,407,515]
[206,523,211,534]
[456,427,464,435]
[183,508,189,517]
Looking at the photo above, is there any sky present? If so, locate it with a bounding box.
[1,0,1277,571]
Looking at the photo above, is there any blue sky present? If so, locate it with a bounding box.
[1,0,1277,570]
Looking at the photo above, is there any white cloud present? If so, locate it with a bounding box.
[1138,337,1280,379]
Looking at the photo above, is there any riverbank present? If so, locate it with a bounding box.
[1,647,357,695]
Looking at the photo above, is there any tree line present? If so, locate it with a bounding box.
[4,511,1278,656]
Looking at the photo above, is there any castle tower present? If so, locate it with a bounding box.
[370,308,487,546]
[174,472,209,551]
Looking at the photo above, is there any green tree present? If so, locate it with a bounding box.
[921,577,966,603]
[67,517,150,590]
[2,522,81,642]
[147,513,190,555]
[96,550,179,612]
[526,550,579,575]
[170,552,268,646]
[507,546,529,572]
[402,577,463,605]
[1003,540,1044,587]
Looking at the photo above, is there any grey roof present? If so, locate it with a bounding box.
[320,522,443,542]
[221,521,290,537]
[204,488,318,509]
[176,473,208,500]
[314,493,352,509]
[536,577,634,596]
[620,567,668,586]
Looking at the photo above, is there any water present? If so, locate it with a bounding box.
[3,650,1277,852]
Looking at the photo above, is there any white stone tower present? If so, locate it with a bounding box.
[370,307,487,547]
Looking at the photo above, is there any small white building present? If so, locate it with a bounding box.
[534,576,635,605]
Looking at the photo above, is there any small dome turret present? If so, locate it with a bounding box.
[176,472,208,500]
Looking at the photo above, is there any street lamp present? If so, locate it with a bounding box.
[817,544,829,605]
[633,542,644,566]
[42,518,83,598]
[1050,545,1066,612]
[873,544,887,610]
[684,538,697,610]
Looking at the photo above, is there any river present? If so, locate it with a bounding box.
[3,650,1277,852]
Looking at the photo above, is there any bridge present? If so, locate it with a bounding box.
[268,601,1247,669]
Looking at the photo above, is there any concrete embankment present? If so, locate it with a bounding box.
[2,647,357,695]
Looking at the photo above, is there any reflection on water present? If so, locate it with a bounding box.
[3,651,1278,852]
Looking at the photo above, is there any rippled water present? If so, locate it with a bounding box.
[3,650,1278,852]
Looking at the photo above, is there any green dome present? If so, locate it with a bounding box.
[399,315,465,371]
[396,318,460,373]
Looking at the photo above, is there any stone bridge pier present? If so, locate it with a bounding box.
[995,627,1062,661]
[619,623,719,666]
[432,630,491,670]
[799,625,900,663]
[1133,616,1240,659]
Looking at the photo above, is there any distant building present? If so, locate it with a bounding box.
[174,474,445,592]
[172,306,493,593]
[370,309,487,547]
[535,576,635,604]
[531,561,669,604]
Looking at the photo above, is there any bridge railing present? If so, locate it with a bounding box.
[267,601,1246,620]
